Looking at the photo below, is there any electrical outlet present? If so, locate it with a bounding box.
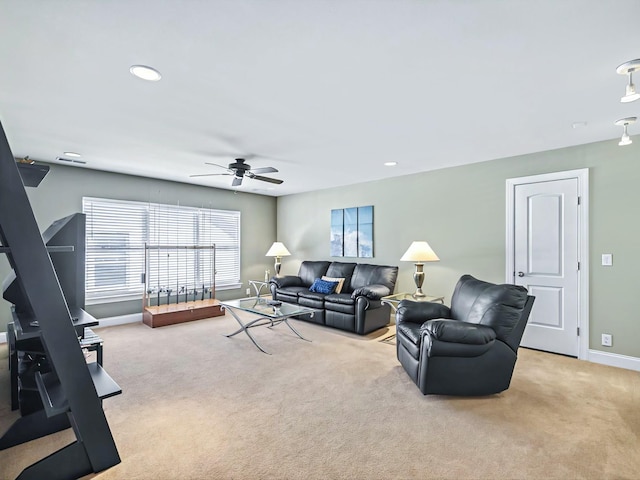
[601,254,613,266]
[246,288,251,296]
[601,333,612,347]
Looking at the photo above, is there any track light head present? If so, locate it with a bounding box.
[617,59,640,103]
[614,117,636,146]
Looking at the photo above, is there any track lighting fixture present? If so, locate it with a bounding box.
[614,117,636,146]
[616,59,640,103]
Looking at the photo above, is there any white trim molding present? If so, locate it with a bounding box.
[588,349,640,372]
[506,168,590,361]
[95,313,142,328]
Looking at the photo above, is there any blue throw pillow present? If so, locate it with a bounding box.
[309,278,339,294]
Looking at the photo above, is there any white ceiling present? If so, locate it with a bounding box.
[1,1,639,197]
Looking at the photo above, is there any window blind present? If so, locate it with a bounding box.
[83,197,241,301]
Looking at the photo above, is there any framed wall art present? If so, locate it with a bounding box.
[330,205,373,258]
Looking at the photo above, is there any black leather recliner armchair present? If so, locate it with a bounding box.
[395,274,535,396]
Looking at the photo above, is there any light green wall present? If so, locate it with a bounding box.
[0,163,277,331]
[276,137,640,358]
[5,138,639,359]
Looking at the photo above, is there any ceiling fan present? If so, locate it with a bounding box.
[190,158,283,187]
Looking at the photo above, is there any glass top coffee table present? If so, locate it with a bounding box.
[220,298,317,354]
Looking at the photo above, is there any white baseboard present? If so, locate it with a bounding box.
[0,332,6,344]
[96,313,142,328]
[588,349,640,372]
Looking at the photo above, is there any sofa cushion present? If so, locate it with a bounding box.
[326,262,356,293]
[298,290,329,302]
[324,292,355,305]
[324,293,355,314]
[274,285,308,302]
[298,261,331,287]
[350,264,398,292]
[450,274,528,342]
[298,295,325,310]
[309,278,339,294]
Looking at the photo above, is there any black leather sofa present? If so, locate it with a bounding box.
[395,274,534,396]
[269,260,398,335]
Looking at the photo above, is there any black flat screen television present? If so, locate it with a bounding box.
[2,212,86,315]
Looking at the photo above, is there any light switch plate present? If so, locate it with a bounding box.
[601,254,613,266]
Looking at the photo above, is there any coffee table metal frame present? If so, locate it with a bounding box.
[248,279,271,298]
[220,298,316,354]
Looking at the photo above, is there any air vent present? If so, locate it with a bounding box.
[56,157,86,164]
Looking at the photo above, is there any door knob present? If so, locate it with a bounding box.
[517,271,525,277]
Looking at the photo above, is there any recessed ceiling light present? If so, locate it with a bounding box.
[63,151,81,157]
[129,65,162,82]
[384,162,398,166]
[572,122,588,129]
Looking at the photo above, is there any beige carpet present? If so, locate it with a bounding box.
[1,314,639,480]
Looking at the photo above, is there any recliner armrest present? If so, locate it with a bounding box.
[396,301,452,324]
[270,275,303,288]
[351,284,391,300]
[420,319,496,345]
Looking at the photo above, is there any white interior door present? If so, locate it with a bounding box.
[513,178,580,357]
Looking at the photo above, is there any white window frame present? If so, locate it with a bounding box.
[83,197,241,303]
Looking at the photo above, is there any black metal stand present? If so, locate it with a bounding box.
[0,120,121,479]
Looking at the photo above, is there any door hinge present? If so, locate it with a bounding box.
[577,327,580,336]
[577,262,580,271]
[577,196,581,205]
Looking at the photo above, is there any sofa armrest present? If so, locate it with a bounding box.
[351,284,391,301]
[270,275,303,289]
[420,319,496,345]
[396,301,452,324]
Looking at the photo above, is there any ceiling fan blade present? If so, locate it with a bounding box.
[252,175,283,185]
[249,166,278,174]
[189,173,232,178]
[204,162,233,173]
[231,176,243,187]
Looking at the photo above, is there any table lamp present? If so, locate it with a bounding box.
[400,241,440,298]
[265,242,291,277]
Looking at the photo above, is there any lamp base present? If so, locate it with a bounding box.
[274,256,282,277]
[412,263,425,298]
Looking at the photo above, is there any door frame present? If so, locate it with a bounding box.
[505,168,589,360]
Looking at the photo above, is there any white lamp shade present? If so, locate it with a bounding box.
[265,242,291,257]
[400,241,440,262]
